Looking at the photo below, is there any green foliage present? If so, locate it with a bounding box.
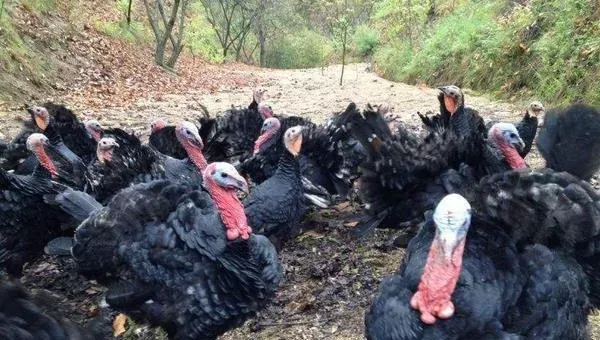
[354,25,379,56]
[96,20,151,44]
[94,0,150,44]
[263,29,333,69]
[372,0,429,44]
[373,0,600,105]
[21,0,55,13]
[0,5,53,101]
[186,3,224,63]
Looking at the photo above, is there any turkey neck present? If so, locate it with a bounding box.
[253,130,279,155]
[183,144,208,173]
[412,231,466,324]
[275,149,300,180]
[44,122,81,164]
[449,107,472,135]
[205,178,250,241]
[494,139,527,169]
[34,145,59,178]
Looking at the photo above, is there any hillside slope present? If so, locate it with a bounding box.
[0,0,254,113]
[373,0,600,105]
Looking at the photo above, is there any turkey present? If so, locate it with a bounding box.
[56,162,281,340]
[244,125,306,245]
[198,89,270,162]
[537,103,600,180]
[148,118,188,159]
[365,193,590,339]
[84,119,142,153]
[0,280,101,339]
[84,121,206,203]
[0,103,96,171]
[240,118,346,210]
[24,106,87,188]
[0,134,73,276]
[486,101,546,158]
[242,116,347,192]
[418,85,487,137]
[338,103,526,235]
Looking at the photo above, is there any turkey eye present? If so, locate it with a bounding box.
[510,133,516,138]
[222,173,229,178]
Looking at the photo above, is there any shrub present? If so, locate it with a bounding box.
[354,25,379,57]
[186,4,224,64]
[263,29,333,69]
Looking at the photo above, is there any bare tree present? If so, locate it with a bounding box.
[143,0,190,69]
[200,0,259,59]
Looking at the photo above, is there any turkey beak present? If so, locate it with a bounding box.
[230,173,249,194]
[513,138,525,152]
[437,231,460,260]
[532,108,544,117]
[190,131,204,150]
[291,129,304,156]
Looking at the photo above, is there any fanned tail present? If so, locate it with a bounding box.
[301,176,331,208]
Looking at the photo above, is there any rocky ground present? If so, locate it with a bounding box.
[5,63,600,339]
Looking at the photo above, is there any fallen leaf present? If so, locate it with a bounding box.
[334,201,350,211]
[344,221,358,227]
[113,313,128,337]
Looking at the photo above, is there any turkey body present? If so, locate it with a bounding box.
[72,180,281,340]
[366,197,590,340]
[149,126,187,159]
[200,106,265,162]
[0,281,101,339]
[244,148,305,240]
[0,168,68,276]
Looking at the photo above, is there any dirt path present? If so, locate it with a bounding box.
[1,63,525,137]
[9,64,590,339]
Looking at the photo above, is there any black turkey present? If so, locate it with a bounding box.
[57,162,281,340]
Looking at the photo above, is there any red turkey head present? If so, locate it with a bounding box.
[253,88,266,104]
[150,118,167,133]
[528,101,545,117]
[203,162,251,241]
[27,106,50,131]
[253,117,281,155]
[96,137,119,164]
[258,103,274,119]
[26,133,58,177]
[176,121,207,172]
[438,85,464,116]
[488,123,527,169]
[85,120,104,142]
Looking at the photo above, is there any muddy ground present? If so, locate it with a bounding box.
[5,64,600,339]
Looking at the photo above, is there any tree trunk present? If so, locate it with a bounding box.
[143,0,185,68]
[339,25,347,86]
[126,0,133,25]
[258,25,265,67]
